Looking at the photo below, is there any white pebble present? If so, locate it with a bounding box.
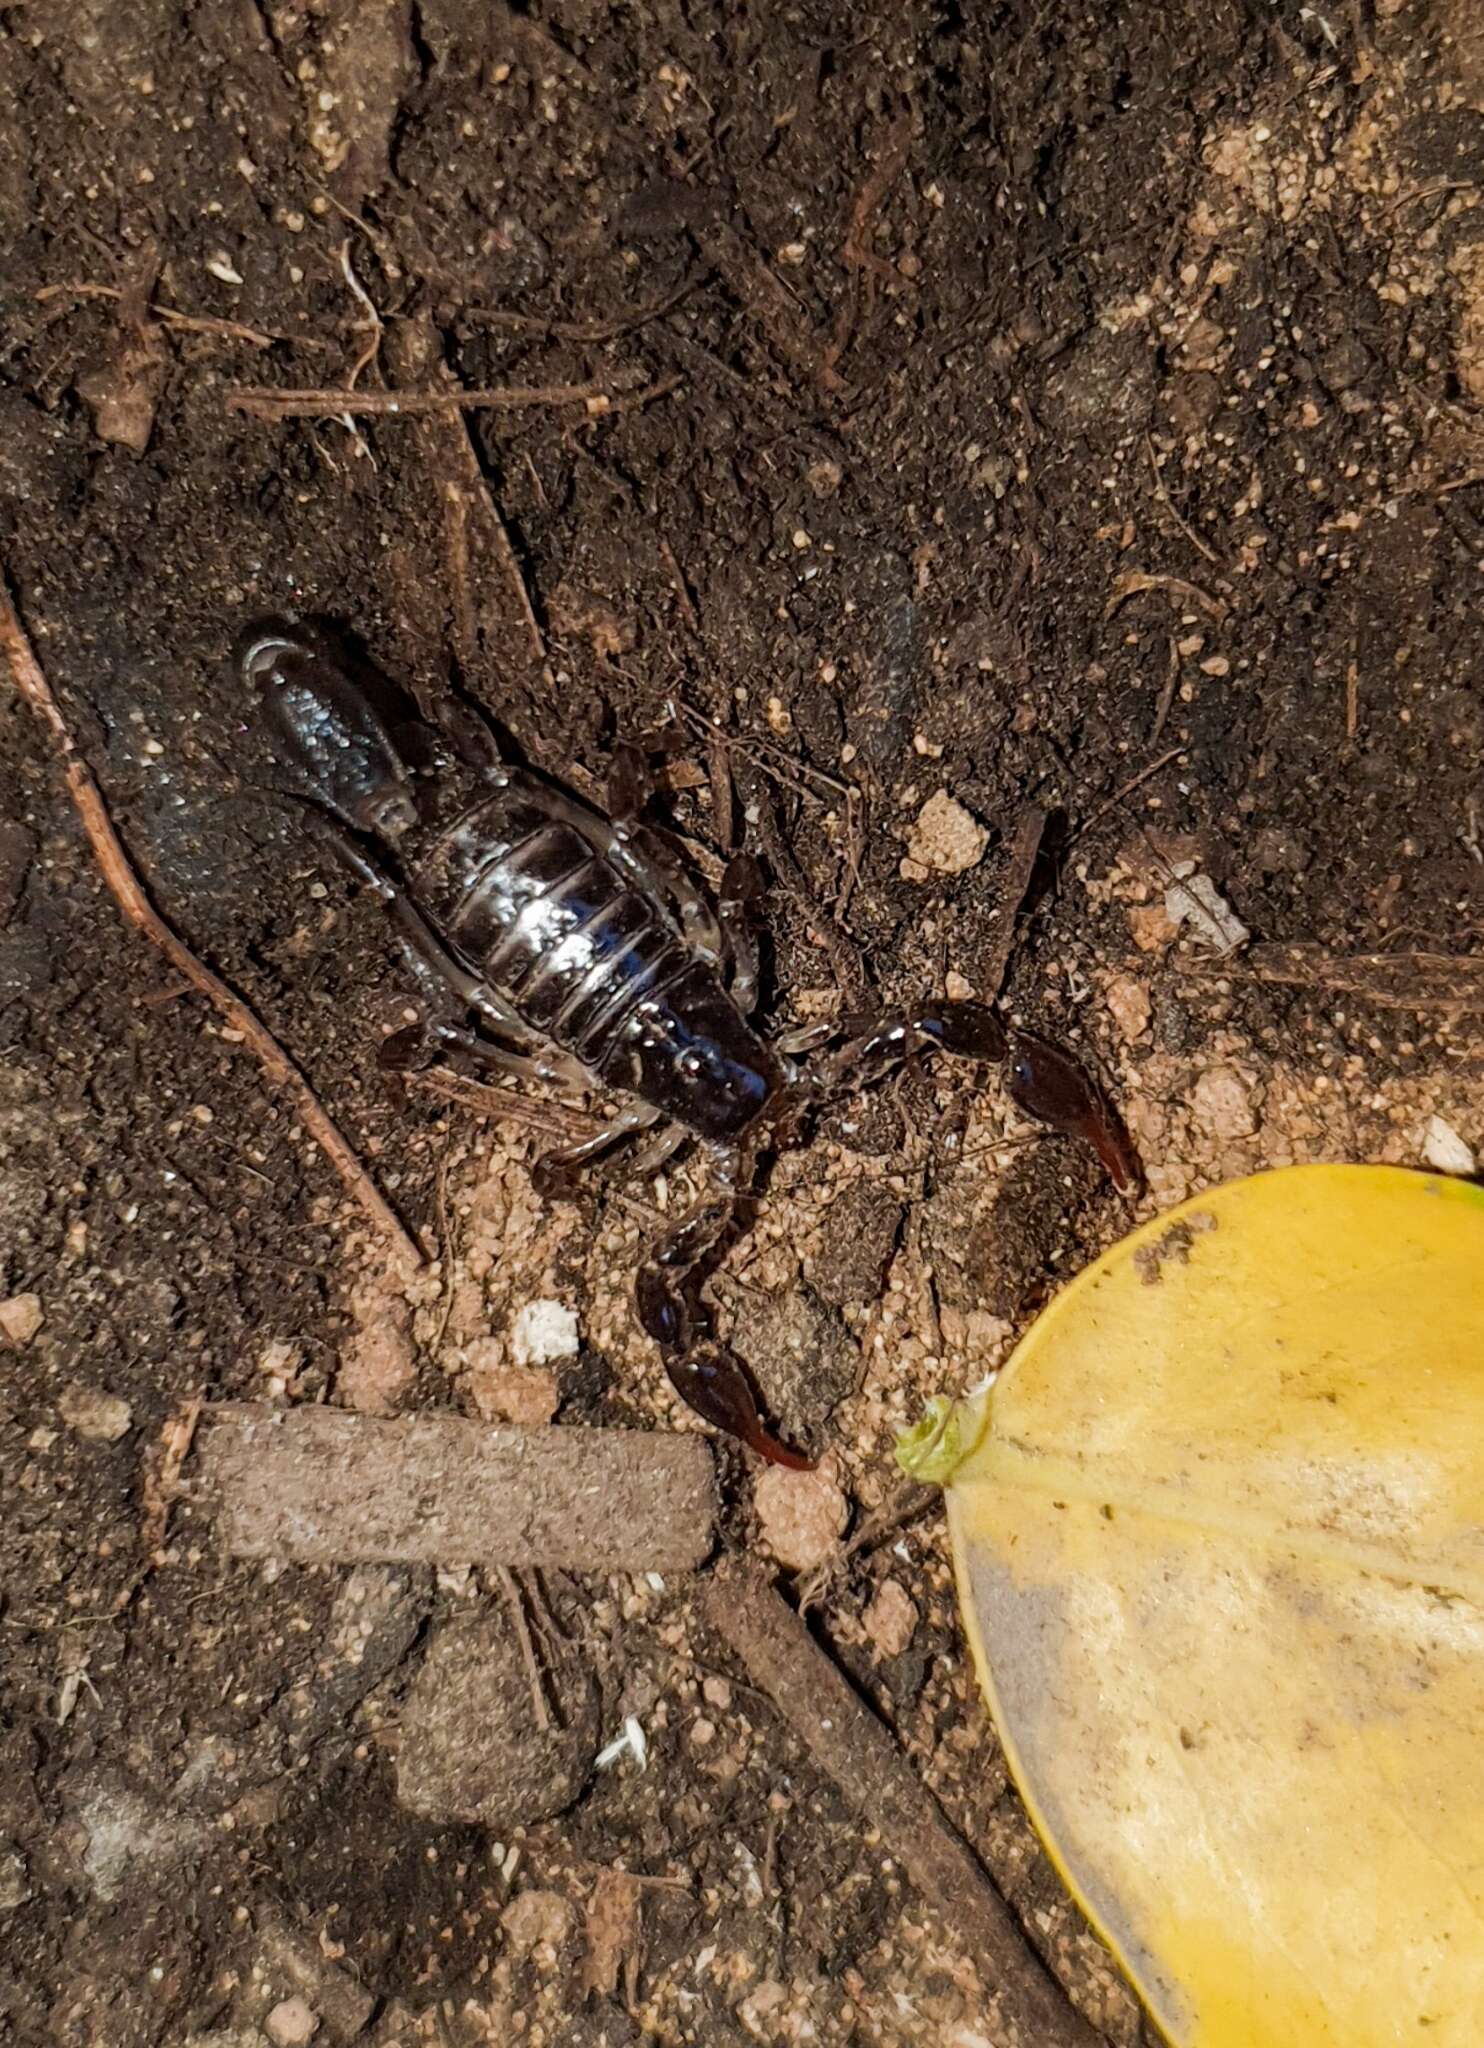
[510,1299,580,1367]
[1422,1115,1476,1177]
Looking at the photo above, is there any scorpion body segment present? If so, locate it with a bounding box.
[411,790,785,1144]
[242,619,1139,1467]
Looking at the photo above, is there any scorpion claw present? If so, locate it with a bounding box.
[664,1353,817,1470]
[1007,1032,1142,1193]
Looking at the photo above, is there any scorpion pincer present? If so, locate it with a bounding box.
[239,619,1139,1467]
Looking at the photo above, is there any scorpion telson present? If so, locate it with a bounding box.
[242,620,1139,1467]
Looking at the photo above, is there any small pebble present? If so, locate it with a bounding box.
[0,1842,30,1911]
[740,1980,789,2035]
[701,1674,732,1711]
[1422,1115,1476,1177]
[1191,1064,1257,1140]
[690,1716,716,1747]
[510,1299,580,1368]
[500,1888,574,1953]
[863,1578,919,1660]
[0,1293,42,1348]
[1127,903,1181,952]
[754,1458,849,1573]
[58,1384,134,1443]
[264,1996,319,2048]
[1103,972,1152,1042]
[902,790,989,879]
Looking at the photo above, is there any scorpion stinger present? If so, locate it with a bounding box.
[237,617,419,840]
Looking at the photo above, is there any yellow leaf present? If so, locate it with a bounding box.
[934,1165,1484,2046]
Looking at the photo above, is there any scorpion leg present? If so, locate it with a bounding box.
[635,1179,815,1470]
[718,853,765,1016]
[806,1002,1139,1191]
[606,740,725,964]
[529,1099,662,1197]
[410,1018,597,1097]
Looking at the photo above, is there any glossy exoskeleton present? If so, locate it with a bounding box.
[240,620,1138,1466]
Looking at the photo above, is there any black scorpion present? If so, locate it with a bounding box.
[240,619,1138,1466]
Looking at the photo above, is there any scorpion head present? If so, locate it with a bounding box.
[237,618,418,842]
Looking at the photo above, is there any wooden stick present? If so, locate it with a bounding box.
[198,1404,718,1571]
[701,1561,1102,2048]
[225,374,683,421]
[0,574,424,1271]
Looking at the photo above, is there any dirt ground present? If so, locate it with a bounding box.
[2,2,1483,2043]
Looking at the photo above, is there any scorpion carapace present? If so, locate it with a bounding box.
[242,619,1139,1468]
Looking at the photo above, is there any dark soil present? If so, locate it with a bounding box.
[2,3,1481,2043]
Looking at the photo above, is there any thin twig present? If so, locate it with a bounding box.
[797,1482,940,1614]
[0,573,423,1271]
[138,1392,204,1569]
[225,374,683,421]
[479,478,549,672]
[824,106,915,381]
[1151,635,1180,745]
[1384,179,1476,214]
[405,1064,605,1142]
[659,535,701,636]
[981,803,1049,1001]
[461,276,699,344]
[1072,745,1188,842]
[36,281,312,351]
[497,1565,554,1732]
[1197,943,1484,1013]
[1145,434,1220,566]
[337,239,384,389]
[429,1145,460,1358]
[1345,659,1359,740]
[1104,567,1226,622]
[677,704,850,798]
[441,483,478,679]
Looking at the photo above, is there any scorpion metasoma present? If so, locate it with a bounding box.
[240,618,1138,1467]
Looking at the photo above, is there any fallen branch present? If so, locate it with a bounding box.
[225,373,683,421]
[701,1561,1102,2048]
[1201,943,1484,1013]
[0,574,423,1271]
[199,1404,718,1571]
